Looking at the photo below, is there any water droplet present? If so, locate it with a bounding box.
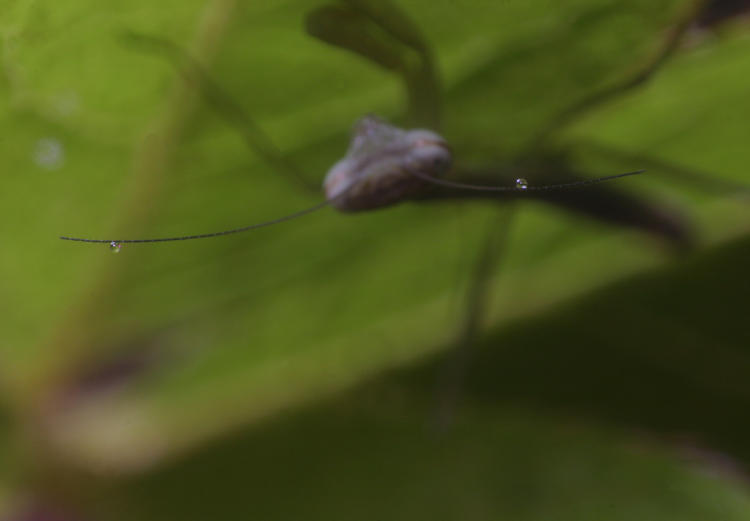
[33,138,65,170]
[109,241,122,253]
[515,177,529,190]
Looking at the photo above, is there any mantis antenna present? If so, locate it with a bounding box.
[60,116,643,248]
[58,169,643,247]
[407,169,645,192]
[59,199,334,246]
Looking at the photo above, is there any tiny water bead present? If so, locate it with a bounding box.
[109,241,122,253]
[33,137,65,170]
[515,177,529,190]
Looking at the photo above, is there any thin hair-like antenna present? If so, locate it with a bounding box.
[408,169,645,192]
[59,171,645,245]
[59,199,332,244]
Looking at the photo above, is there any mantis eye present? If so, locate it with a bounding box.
[433,155,450,169]
[407,140,452,174]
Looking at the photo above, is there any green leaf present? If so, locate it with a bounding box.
[110,385,750,521]
[1,0,748,492]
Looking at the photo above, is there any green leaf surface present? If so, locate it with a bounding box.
[1,0,749,489]
[109,382,750,521]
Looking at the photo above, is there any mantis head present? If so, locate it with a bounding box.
[324,115,452,211]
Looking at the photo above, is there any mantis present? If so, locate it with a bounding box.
[57,2,719,422]
[58,0,749,258]
[54,0,723,428]
[58,1,685,249]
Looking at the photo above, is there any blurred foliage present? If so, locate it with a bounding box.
[1,0,750,519]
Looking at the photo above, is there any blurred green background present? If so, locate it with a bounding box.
[2,0,750,519]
